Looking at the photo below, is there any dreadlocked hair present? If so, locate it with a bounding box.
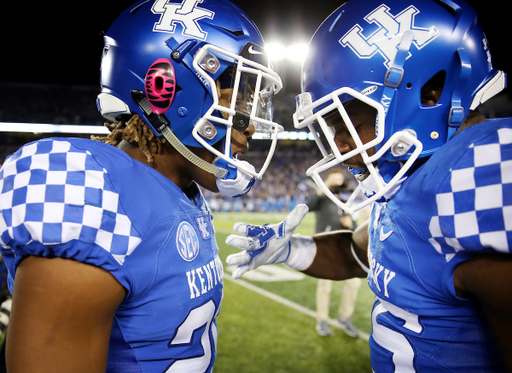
[92,114,167,163]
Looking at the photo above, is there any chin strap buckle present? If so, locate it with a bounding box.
[384,30,414,88]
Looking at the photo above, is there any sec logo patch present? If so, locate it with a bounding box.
[176,221,200,262]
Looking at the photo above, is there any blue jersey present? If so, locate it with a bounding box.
[367,118,512,372]
[0,138,224,373]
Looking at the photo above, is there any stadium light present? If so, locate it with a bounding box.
[266,42,308,62]
[285,44,309,62]
[252,131,314,140]
[0,122,314,140]
[265,43,286,60]
[0,122,109,134]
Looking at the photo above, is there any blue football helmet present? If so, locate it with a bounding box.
[97,0,283,189]
[294,0,506,213]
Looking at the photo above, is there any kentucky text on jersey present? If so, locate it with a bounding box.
[368,251,395,298]
[187,257,224,299]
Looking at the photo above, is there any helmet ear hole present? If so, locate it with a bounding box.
[145,58,177,114]
[155,77,164,90]
[421,71,446,106]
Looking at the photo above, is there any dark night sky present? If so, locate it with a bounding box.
[1,0,509,89]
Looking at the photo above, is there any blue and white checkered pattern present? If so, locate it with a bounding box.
[429,128,512,261]
[0,139,141,264]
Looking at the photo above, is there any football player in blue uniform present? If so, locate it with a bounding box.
[0,0,282,372]
[225,0,512,371]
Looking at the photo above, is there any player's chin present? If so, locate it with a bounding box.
[196,174,220,193]
[341,154,371,171]
[341,160,366,170]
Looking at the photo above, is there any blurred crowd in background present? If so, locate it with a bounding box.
[0,82,361,213]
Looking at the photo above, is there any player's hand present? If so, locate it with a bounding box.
[225,204,309,279]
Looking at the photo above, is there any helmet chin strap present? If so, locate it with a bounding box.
[161,126,228,179]
[359,31,414,187]
[132,90,228,179]
[380,30,414,116]
[351,29,421,207]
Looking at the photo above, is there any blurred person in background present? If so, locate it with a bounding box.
[306,171,362,337]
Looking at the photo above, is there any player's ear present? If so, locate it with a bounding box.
[421,71,446,106]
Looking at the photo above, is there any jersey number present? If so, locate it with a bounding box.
[165,300,218,372]
[372,299,423,373]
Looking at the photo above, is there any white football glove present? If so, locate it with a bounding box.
[225,204,316,279]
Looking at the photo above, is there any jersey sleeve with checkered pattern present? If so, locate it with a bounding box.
[0,138,141,289]
[428,126,512,258]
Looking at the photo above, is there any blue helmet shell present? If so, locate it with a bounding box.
[98,0,266,148]
[302,0,501,160]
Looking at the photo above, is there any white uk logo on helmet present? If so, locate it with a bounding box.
[152,0,215,40]
[340,4,440,68]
